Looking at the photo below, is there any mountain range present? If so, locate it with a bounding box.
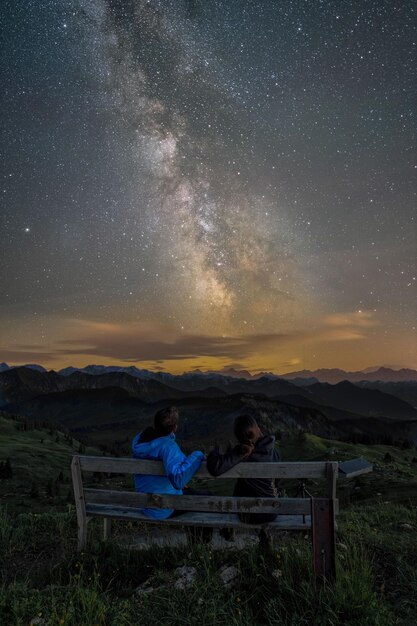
[279,367,417,383]
[1,365,416,453]
[1,362,417,383]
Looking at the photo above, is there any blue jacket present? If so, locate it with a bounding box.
[131,431,204,519]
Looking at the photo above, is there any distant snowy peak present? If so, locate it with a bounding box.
[207,368,278,380]
[56,364,275,383]
[217,368,254,379]
[0,362,46,373]
[23,364,47,373]
[281,367,417,383]
[58,364,154,379]
[58,366,80,376]
[1,362,415,384]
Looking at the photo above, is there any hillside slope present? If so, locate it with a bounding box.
[1,426,416,626]
[0,413,100,513]
[277,431,417,505]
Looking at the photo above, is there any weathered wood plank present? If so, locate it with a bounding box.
[85,504,312,529]
[84,489,313,514]
[71,456,88,550]
[78,456,328,478]
[103,518,112,540]
[326,462,338,500]
[311,498,336,580]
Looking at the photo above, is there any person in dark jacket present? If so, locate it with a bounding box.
[206,414,280,524]
[131,406,205,519]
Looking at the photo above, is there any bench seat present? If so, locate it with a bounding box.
[86,503,312,530]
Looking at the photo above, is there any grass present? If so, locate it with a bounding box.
[0,414,101,513]
[278,431,417,468]
[1,414,417,624]
[0,501,416,625]
[276,432,417,505]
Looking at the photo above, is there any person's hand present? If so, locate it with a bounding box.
[241,443,254,458]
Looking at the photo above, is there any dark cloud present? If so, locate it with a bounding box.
[58,329,290,361]
[0,349,60,363]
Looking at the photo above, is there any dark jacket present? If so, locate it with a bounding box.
[206,435,280,523]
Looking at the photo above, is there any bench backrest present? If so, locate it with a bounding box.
[77,455,336,481]
[72,455,338,516]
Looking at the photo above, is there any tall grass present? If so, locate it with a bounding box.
[0,504,415,625]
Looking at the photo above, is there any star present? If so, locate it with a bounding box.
[0,0,414,372]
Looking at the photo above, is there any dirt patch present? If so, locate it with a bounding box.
[1,541,65,585]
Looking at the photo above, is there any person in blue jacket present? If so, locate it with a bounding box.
[131,406,205,519]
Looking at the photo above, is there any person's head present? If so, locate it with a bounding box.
[154,406,179,436]
[234,414,262,445]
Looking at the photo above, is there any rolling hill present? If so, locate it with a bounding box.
[1,368,417,458]
[0,412,100,513]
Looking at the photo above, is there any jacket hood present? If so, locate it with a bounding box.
[131,431,175,459]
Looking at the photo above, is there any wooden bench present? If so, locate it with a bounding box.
[71,455,345,579]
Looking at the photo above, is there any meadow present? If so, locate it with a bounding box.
[1,413,416,625]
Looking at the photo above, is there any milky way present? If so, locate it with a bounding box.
[1,0,416,372]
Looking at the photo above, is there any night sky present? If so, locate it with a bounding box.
[1,0,416,374]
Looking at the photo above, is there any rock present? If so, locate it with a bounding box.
[399,523,414,531]
[174,565,197,590]
[134,581,155,596]
[219,564,239,589]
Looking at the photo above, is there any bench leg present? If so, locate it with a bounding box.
[72,455,88,551]
[311,498,336,581]
[258,528,272,552]
[104,517,112,541]
[77,517,88,550]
